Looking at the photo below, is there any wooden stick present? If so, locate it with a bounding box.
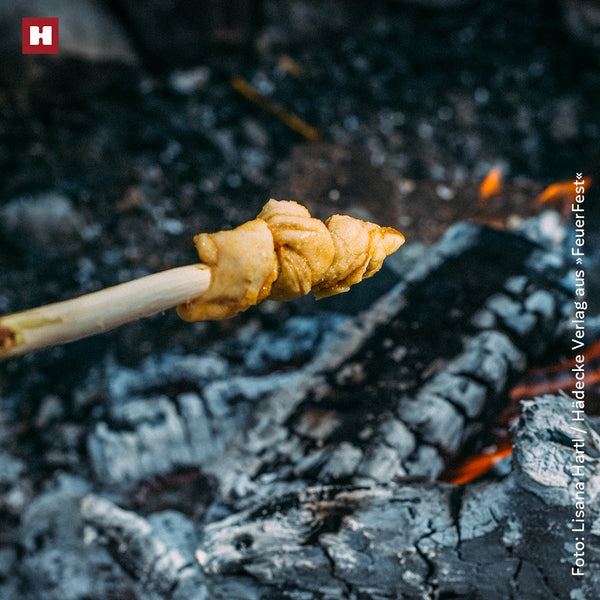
[0,264,211,359]
[0,199,404,359]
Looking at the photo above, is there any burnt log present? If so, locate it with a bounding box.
[86,223,571,501]
[79,394,600,600]
[8,221,587,600]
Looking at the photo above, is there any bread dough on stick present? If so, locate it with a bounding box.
[312,214,404,298]
[0,200,403,358]
[257,199,335,301]
[177,199,404,321]
[177,219,277,321]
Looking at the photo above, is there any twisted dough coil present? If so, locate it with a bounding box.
[177,199,404,321]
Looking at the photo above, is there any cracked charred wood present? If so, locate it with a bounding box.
[8,219,590,600]
[80,495,208,600]
[198,222,571,503]
[86,223,571,501]
[78,395,600,599]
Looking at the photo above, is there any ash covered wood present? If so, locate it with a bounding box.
[85,222,570,500]
[2,219,591,600]
[78,394,600,599]
[1,1,598,597]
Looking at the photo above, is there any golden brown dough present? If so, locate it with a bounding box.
[176,219,277,321]
[177,199,404,321]
[312,215,405,298]
[257,199,335,301]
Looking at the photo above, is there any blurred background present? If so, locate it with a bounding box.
[0,0,598,405]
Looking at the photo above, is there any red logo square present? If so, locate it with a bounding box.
[22,18,59,54]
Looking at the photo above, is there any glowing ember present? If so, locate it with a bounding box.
[510,337,600,402]
[446,337,600,485]
[478,166,503,203]
[443,443,513,485]
[510,368,600,402]
[535,177,593,211]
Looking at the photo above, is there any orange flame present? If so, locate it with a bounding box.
[510,369,600,402]
[479,166,503,204]
[535,177,593,208]
[444,443,513,485]
[510,337,600,402]
[526,338,600,376]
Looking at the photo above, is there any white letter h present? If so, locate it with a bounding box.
[30,25,52,46]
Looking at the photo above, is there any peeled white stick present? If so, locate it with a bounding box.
[0,199,404,359]
[0,264,211,359]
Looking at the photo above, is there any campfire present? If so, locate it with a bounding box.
[74,203,599,599]
[1,2,599,599]
[8,186,597,599]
